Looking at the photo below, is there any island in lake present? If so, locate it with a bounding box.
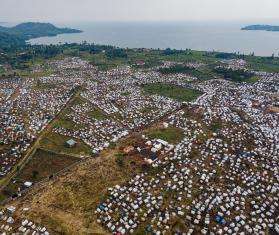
[242,24,279,32]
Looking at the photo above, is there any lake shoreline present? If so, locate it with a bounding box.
[28,22,279,57]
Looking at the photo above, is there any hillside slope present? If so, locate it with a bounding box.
[0,32,26,50]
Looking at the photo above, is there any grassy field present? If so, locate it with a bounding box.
[146,126,184,144]
[70,95,86,106]
[1,149,80,200]
[88,109,107,120]
[143,83,202,102]
[245,76,260,83]
[39,132,92,156]
[158,64,217,80]
[53,116,84,130]
[17,149,79,182]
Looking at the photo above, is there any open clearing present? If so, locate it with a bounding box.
[146,126,184,144]
[39,132,92,156]
[17,148,80,182]
[143,83,202,102]
[1,149,80,200]
[88,108,107,120]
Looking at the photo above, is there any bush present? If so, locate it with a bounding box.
[32,170,39,179]
[115,153,125,167]
[105,48,127,59]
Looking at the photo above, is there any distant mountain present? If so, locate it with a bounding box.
[0,22,82,51]
[0,22,82,40]
[242,25,279,32]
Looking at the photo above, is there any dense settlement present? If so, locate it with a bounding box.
[0,57,278,234]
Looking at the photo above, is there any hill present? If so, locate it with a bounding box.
[0,22,82,40]
[0,22,82,51]
[11,22,82,39]
[241,25,279,32]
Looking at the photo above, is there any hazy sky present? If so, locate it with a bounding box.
[0,0,278,23]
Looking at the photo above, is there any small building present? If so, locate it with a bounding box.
[156,139,169,147]
[24,181,33,188]
[66,139,77,148]
[6,206,16,214]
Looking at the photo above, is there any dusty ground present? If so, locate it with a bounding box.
[11,147,136,234]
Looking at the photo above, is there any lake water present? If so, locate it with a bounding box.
[28,21,279,57]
